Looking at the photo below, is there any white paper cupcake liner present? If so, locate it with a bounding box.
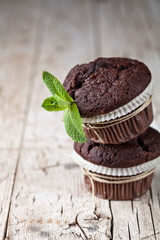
[73,151,160,176]
[82,82,153,124]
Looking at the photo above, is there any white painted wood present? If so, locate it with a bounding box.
[148,171,160,239]
[110,201,140,240]
[0,0,160,239]
[5,0,109,239]
[0,0,45,149]
[22,0,95,150]
[0,150,19,239]
[100,0,160,239]
[133,193,156,240]
[6,148,112,239]
[0,0,50,238]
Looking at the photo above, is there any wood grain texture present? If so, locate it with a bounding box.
[0,0,44,149]
[0,0,48,238]
[0,150,19,239]
[99,0,160,239]
[0,0,160,239]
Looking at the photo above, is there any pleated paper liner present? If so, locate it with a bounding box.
[83,99,153,144]
[82,82,153,124]
[84,172,154,200]
[73,151,160,176]
[73,152,160,200]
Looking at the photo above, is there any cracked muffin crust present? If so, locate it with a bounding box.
[74,127,160,168]
[63,57,151,118]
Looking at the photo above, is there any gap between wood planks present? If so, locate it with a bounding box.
[98,0,160,239]
[2,0,160,239]
[2,0,50,238]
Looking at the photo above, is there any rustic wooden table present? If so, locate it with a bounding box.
[1,0,160,239]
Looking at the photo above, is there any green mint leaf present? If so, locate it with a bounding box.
[53,94,71,109]
[42,71,73,102]
[41,96,69,111]
[63,102,87,143]
[42,71,86,143]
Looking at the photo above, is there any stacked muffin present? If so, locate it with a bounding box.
[63,58,160,200]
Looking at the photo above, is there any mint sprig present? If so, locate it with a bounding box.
[42,71,87,143]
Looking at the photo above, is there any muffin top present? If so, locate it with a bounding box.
[74,127,160,168]
[63,58,151,118]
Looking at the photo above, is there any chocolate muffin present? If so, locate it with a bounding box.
[64,58,153,144]
[73,127,160,200]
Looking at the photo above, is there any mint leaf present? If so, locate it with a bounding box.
[42,96,69,111]
[63,103,87,143]
[42,71,73,102]
[42,71,87,143]
[53,94,71,108]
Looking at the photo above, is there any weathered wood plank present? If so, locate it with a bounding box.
[110,201,140,240]
[6,148,112,239]
[99,0,160,239]
[22,0,95,150]
[149,170,160,240]
[2,0,160,239]
[0,0,45,149]
[0,150,19,240]
[0,0,49,238]
[5,0,112,239]
[138,0,160,132]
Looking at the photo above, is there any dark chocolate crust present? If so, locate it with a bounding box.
[74,127,160,168]
[63,58,151,118]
